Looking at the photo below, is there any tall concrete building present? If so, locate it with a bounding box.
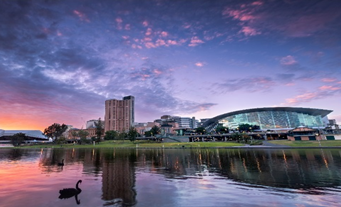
[105,96,135,132]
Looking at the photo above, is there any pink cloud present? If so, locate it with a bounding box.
[183,23,191,29]
[280,55,297,65]
[188,36,204,47]
[145,28,152,36]
[115,17,123,23]
[141,74,150,80]
[131,44,142,49]
[321,78,337,82]
[73,10,90,22]
[285,82,295,86]
[251,1,263,6]
[145,42,156,49]
[155,39,166,46]
[319,85,340,91]
[167,40,178,45]
[280,12,341,37]
[281,84,341,106]
[195,62,204,67]
[222,8,256,21]
[240,26,260,36]
[124,24,131,30]
[153,69,162,75]
[142,20,148,27]
[115,17,123,30]
[143,37,152,42]
[161,31,168,37]
[285,92,318,104]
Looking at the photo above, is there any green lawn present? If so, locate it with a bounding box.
[268,140,341,147]
[13,140,245,149]
[6,140,341,149]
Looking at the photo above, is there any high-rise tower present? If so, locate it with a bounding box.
[105,96,135,132]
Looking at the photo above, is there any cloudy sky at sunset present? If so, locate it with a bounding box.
[1,0,341,131]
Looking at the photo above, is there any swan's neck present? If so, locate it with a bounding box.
[76,181,81,191]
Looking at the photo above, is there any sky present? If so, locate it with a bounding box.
[1,0,341,131]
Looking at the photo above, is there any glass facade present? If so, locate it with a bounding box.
[219,110,325,130]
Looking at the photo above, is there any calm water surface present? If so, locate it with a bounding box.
[1,148,341,207]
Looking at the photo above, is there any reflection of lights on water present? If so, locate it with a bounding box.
[242,158,247,173]
[282,150,288,169]
[282,151,287,163]
[320,149,329,169]
[174,158,179,171]
[198,153,202,166]
[230,158,236,173]
[324,158,329,169]
[72,148,75,158]
[256,159,262,173]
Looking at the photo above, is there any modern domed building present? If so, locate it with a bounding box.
[203,107,332,132]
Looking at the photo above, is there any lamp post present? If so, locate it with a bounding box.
[316,133,321,147]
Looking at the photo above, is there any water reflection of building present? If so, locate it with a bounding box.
[102,150,136,206]
[134,148,341,190]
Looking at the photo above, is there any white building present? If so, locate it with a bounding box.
[172,116,198,129]
[86,120,99,129]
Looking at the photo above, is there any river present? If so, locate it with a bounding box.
[0,148,340,207]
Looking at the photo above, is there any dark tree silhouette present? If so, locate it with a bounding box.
[94,118,104,142]
[43,123,68,141]
[10,133,26,146]
[127,127,138,142]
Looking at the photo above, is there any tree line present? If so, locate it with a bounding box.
[9,121,260,146]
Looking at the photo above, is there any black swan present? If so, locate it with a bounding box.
[58,159,64,166]
[59,180,82,204]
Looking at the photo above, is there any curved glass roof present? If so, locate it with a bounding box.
[203,107,332,128]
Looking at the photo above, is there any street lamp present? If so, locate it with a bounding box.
[316,133,321,147]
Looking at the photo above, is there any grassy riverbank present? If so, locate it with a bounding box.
[267,140,341,147]
[3,140,341,149]
[13,140,245,149]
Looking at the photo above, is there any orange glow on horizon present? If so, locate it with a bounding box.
[0,117,45,131]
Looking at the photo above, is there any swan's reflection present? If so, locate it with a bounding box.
[58,180,82,205]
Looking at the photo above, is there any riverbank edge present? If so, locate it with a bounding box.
[2,146,341,149]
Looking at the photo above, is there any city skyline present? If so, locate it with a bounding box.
[1,0,341,131]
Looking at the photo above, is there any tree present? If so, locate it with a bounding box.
[238,124,260,132]
[195,127,206,134]
[127,127,138,142]
[104,130,118,140]
[94,118,104,142]
[251,125,260,131]
[71,131,79,140]
[231,132,242,142]
[118,132,127,140]
[241,133,250,143]
[78,130,89,139]
[11,133,26,146]
[144,131,152,137]
[216,126,229,134]
[238,124,253,132]
[56,136,67,144]
[43,123,68,141]
[78,130,89,144]
[150,125,161,135]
